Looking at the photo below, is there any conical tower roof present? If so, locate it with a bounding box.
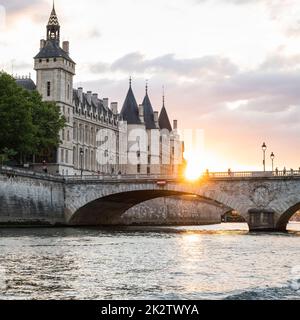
[142,85,157,129]
[159,95,172,131]
[120,81,141,124]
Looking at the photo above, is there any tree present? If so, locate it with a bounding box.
[0,72,65,164]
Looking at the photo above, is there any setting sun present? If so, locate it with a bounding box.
[184,149,233,181]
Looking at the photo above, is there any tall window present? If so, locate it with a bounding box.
[73,123,77,141]
[137,164,141,173]
[65,150,69,164]
[47,81,51,97]
[61,149,64,163]
[67,84,70,100]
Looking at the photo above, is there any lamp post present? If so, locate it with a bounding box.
[262,142,267,172]
[80,149,84,177]
[270,152,275,172]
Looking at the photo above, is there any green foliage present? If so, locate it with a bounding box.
[0,72,65,163]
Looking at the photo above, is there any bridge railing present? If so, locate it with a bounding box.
[64,170,300,181]
[2,165,300,182]
[64,174,178,182]
[205,171,300,178]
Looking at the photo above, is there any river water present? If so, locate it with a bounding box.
[0,223,299,300]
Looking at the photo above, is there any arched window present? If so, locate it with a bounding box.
[65,150,69,164]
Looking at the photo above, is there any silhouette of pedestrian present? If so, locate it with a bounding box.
[283,167,287,176]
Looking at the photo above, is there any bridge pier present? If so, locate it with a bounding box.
[247,209,278,232]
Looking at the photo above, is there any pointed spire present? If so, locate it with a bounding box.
[120,81,141,125]
[145,80,148,95]
[47,1,60,42]
[48,1,60,26]
[159,88,172,132]
[142,82,157,130]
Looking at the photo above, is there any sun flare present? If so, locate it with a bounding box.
[184,150,231,181]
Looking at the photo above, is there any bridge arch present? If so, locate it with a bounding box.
[276,202,300,231]
[67,188,240,226]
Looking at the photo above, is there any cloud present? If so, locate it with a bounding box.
[0,0,41,14]
[91,52,239,78]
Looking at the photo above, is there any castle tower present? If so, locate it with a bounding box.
[34,3,76,175]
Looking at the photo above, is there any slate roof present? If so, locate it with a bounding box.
[119,86,141,125]
[142,92,157,129]
[34,40,75,63]
[48,5,60,26]
[73,89,118,126]
[159,105,172,132]
[16,78,36,91]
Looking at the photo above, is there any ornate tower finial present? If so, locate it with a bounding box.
[162,86,165,107]
[47,1,60,43]
[145,80,148,95]
[129,76,132,88]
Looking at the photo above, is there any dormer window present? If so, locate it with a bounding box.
[46,59,49,63]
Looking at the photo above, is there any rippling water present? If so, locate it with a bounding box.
[0,223,299,300]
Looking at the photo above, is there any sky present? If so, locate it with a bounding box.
[0,0,300,171]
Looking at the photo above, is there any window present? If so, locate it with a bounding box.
[137,164,141,173]
[67,84,70,100]
[47,81,51,97]
[54,58,57,62]
[61,149,64,163]
[73,147,76,165]
[65,150,69,164]
[147,167,150,175]
[73,123,77,141]
[46,58,49,63]
[39,59,42,63]
[67,130,70,141]
[137,151,141,158]
[148,156,151,165]
[62,129,65,140]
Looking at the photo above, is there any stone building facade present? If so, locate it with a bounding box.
[17,4,183,176]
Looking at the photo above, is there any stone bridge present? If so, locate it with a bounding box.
[1,167,300,231]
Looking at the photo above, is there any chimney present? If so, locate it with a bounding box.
[40,39,46,50]
[111,102,118,115]
[173,120,178,130]
[92,93,98,100]
[139,104,144,123]
[78,87,83,102]
[103,98,109,109]
[63,41,69,54]
[87,91,92,104]
[154,111,159,123]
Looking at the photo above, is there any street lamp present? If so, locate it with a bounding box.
[270,152,275,172]
[262,142,267,172]
[80,149,84,177]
